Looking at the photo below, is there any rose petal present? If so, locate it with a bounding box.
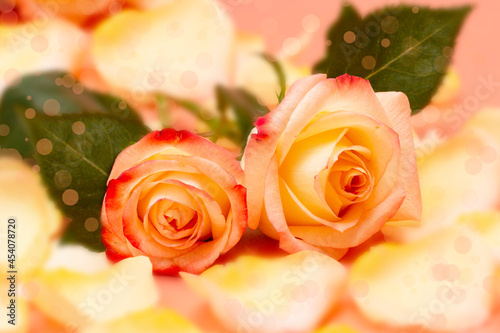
[82,307,202,333]
[181,251,347,333]
[91,0,233,101]
[0,157,62,277]
[350,226,496,331]
[32,256,158,329]
[383,127,500,242]
[44,245,110,274]
[0,19,85,95]
[458,211,500,261]
[259,154,348,257]
[279,75,392,165]
[109,129,243,184]
[244,74,327,229]
[313,324,360,333]
[376,92,421,223]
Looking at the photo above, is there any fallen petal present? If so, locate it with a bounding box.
[351,226,496,331]
[313,324,360,333]
[82,307,201,333]
[31,256,158,330]
[181,251,347,333]
[458,211,500,262]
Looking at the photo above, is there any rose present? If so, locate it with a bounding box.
[101,129,247,274]
[243,74,421,256]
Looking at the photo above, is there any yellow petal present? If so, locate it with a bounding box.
[31,256,158,330]
[82,307,201,333]
[458,211,500,261]
[463,107,500,144]
[313,324,360,333]
[181,251,347,333]
[430,67,460,106]
[92,0,233,102]
[0,293,28,333]
[351,226,496,331]
[0,19,85,95]
[383,127,500,242]
[0,157,62,277]
[44,244,111,274]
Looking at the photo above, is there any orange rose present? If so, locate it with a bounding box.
[101,129,247,274]
[244,74,421,257]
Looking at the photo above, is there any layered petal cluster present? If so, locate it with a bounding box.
[101,129,247,274]
[244,74,421,255]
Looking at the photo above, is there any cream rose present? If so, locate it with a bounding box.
[243,74,421,256]
[101,129,247,274]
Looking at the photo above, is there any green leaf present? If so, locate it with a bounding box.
[0,72,150,251]
[216,86,270,146]
[262,54,287,103]
[313,4,471,113]
[313,4,362,75]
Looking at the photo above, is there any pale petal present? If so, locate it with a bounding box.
[0,157,62,277]
[44,245,110,274]
[91,0,233,101]
[383,128,500,242]
[82,307,201,333]
[430,67,460,106]
[181,251,347,333]
[350,226,496,331]
[0,19,85,95]
[463,107,500,144]
[313,324,360,333]
[32,256,158,329]
[458,211,500,261]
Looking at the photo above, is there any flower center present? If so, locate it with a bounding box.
[325,149,373,216]
[162,204,198,232]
